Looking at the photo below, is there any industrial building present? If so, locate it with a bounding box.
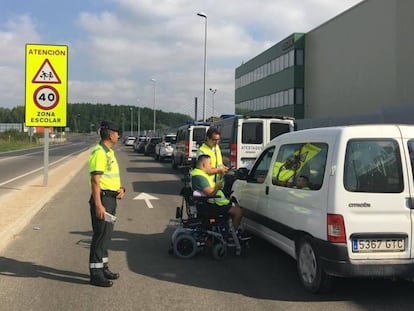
[235,0,414,127]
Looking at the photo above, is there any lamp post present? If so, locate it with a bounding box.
[121,113,125,135]
[130,107,133,136]
[197,12,207,122]
[137,98,141,137]
[150,78,156,134]
[209,88,217,118]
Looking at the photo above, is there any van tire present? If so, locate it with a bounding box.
[296,236,333,294]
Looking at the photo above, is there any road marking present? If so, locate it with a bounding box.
[133,192,159,209]
[0,153,74,187]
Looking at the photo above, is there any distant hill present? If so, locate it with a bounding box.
[0,103,194,135]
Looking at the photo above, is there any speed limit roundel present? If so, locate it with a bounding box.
[33,85,60,110]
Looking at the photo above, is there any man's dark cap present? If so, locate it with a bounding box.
[100,120,120,132]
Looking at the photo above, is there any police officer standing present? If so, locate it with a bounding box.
[88,121,125,287]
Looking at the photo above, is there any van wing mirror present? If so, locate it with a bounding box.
[236,167,249,180]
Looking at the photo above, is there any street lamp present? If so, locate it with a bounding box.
[197,12,207,122]
[209,88,217,118]
[150,78,156,134]
[137,98,141,137]
[121,113,125,134]
[130,107,133,136]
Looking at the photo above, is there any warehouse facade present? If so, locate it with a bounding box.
[235,0,414,127]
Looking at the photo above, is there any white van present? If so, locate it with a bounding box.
[232,124,414,293]
[172,121,210,169]
[212,115,295,169]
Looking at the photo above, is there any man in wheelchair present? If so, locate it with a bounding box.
[192,154,244,234]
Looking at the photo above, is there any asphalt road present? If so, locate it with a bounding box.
[1,140,414,311]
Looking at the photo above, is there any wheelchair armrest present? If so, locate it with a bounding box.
[192,195,220,204]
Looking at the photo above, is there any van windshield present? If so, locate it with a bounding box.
[344,139,403,193]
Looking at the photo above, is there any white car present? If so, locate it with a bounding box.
[124,136,136,146]
[232,124,414,293]
[155,134,176,161]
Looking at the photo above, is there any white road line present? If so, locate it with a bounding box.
[0,153,73,187]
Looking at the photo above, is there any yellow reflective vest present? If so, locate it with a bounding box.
[191,168,230,206]
[197,143,223,183]
[88,142,121,191]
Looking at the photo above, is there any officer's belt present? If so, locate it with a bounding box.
[101,190,118,197]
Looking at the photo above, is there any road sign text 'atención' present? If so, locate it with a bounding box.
[27,48,66,56]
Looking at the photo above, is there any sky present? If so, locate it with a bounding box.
[0,0,362,119]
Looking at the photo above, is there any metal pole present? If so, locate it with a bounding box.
[197,12,207,122]
[151,79,156,134]
[209,88,217,117]
[137,99,140,136]
[138,107,141,137]
[130,107,133,136]
[43,127,49,186]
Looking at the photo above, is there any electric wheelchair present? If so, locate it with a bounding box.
[168,167,248,260]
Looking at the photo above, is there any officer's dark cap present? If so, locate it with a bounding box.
[100,121,120,133]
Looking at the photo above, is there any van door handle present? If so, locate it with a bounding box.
[407,197,414,209]
[265,185,269,195]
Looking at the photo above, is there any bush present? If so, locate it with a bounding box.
[0,129,29,142]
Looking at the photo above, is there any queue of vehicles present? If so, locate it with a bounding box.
[124,116,414,293]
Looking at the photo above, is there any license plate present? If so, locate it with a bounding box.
[352,238,405,253]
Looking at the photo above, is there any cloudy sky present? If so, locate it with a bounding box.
[1,0,362,119]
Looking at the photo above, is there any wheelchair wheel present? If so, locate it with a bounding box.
[173,233,197,259]
[212,242,227,260]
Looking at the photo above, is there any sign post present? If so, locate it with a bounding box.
[25,44,68,185]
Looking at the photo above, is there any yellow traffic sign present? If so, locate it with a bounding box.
[25,44,68,126]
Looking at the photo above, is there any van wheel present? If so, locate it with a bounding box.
[296,236,333,294]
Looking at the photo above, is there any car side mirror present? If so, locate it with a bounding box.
[236,167,249,180]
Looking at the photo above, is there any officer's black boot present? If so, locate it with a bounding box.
[103,264,120,280]
[90,268,113,287]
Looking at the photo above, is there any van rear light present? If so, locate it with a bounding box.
[230,143,237,168]
[327,214,346,243]
[185,141,189,157]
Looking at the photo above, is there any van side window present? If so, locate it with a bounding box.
[344,139,403,193]
[193,128,206,146]
[408,140,414,179]
[271,142,328,190]
[249,146,275,183]
[242,122,263,144]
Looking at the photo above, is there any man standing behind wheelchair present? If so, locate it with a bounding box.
[196,127,228,183]
[192,154,248,238]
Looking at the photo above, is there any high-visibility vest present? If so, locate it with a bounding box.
[197,143,223,183]
[88,142,121,190]
[197,143,223,168]
[272,161,296,182]
[191,168,230,206]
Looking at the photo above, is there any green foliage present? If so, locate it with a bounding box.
[65,103,193,134]
[0,103,194,134]
[0,129,27,141]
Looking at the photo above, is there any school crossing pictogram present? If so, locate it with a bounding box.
[32,59,61,84]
